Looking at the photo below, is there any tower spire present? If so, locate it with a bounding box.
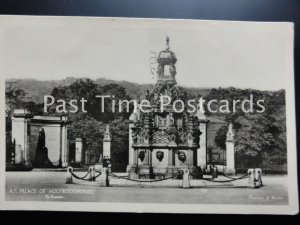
[166,36,170,50]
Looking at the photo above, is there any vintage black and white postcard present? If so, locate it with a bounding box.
[0,15,298,214]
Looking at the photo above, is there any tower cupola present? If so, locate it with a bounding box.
[156,36,177,85]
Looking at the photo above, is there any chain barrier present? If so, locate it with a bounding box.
[188,170,249,183]
[66,167,102,183]
[202,174,248,183]
[70,170,92,181]
[94,170,102,179]
[219,172,239,180]
[66,166,262,188]
[109,172,178,182]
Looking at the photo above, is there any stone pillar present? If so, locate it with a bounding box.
[127,111,138,172]
[85,151,90,164]
[15,144,23,164]
[128,120,134,165]
[197,119,209,170]
[66,141,70,166]
[225,122,235,175]
[61,117,69,167]
[135,149,139,165]
[182,168,190,189]
[103,125,111,158]
[166,148,176,176]
[148,148,154,179]
[75,138,83,164]
[168,148,174,166]
[11,109,33,168]
[188,149,194,166]
[147,149,152,166]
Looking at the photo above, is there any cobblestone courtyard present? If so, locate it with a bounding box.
[6,172,288,205]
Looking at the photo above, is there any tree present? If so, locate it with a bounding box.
[209,87,287,170]
[48,79,132,170]
[67,113,105,163]
[214,126,227,150]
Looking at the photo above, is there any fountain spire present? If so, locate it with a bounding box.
[166,36,170,50]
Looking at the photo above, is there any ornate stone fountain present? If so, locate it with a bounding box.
[127,37,203,179]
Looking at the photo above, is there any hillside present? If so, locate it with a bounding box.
[5,77,211,103]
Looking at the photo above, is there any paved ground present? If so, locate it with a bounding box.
[6,171,288,205]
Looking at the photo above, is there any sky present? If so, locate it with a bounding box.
[0,16,293,90]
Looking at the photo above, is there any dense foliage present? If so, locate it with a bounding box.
[206,87,286,170]
[6,80,287,172]
[48,79,131,171]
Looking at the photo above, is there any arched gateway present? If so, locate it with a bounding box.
[10,110,69,169]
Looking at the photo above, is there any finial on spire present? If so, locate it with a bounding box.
[166,36,170,50]
[226,122,234,142]
[104,124,111,141]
